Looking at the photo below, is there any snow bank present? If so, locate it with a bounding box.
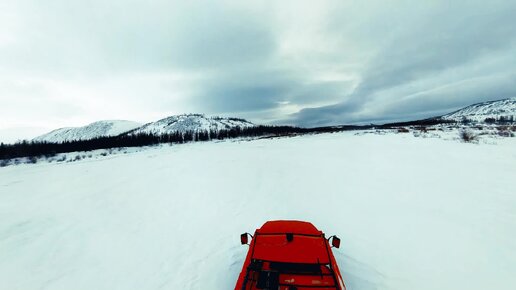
[0,132,515,290]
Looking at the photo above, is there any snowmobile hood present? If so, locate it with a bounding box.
[253,220,329,264]
[257,220,322,235]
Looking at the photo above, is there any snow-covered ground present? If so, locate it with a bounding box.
[0,132,515,290]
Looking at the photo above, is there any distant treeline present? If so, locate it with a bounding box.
[0,117,472,160]
[380,118,456,128]
[0,125,370,160]
[480,116,515,124]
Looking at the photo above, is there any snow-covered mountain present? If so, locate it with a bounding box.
[129,114,255,135]
[34,120,142,143]
[32,114,254,143]
[440,98,516,122]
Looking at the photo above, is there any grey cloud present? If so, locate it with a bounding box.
[286,1,516,127]
[189,70,296,113]
[194,85,288,113]
[283,80,355,106]
[354,4,516,98]
[384,73,516,117]
[2,1,516,132]
[188,68,355,116]
[0,1,275,75]
[290,69,516,127]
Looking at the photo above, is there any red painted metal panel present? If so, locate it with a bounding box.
[234,220,346,290]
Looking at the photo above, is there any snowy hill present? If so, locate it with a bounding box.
[1,132,515,290]
[33,120,142,143]
[440,98,516,122]
[129,114,254,135]
[32,114,253,143]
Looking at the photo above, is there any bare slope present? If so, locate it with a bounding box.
[33,120,142,143]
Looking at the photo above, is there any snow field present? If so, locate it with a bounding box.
[0,132,515,290]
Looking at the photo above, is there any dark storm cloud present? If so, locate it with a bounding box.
[287,1,516,126]
[291,66,516,127]
[193,81,292,112]
[189,68,355,115]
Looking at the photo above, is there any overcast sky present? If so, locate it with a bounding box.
[1,0,516,141]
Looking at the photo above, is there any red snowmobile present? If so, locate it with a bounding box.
[234,220,346,290]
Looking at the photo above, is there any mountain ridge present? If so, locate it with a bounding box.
[33,120,142,143]
[128,114,254,136]
[32,98,516,143]
[439,98,516,122]
[33,115,255,143]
